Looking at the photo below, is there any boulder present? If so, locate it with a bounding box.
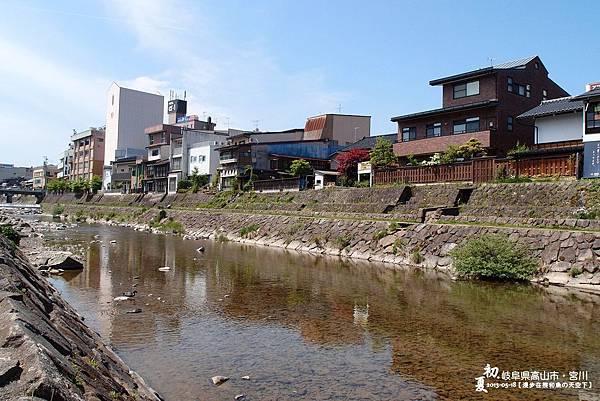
[30,251,84,271]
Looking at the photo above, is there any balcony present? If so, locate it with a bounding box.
[394,130,492,157]
[172,146,183,156]
[219,157,238,164]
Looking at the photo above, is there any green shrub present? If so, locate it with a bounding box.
[372,229,388,241]
[0,225,20,245]
[450,234,538,281]
[240,223,260,237]
[569,266,583,277]
[574,209,597,220]
[311,235,324,247]
[409,249,424,264]
[392,238,406,255]
[335,234,351,250]
[158,209,167,220]
[52,204,65,217]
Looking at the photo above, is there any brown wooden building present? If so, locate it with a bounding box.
[391,56,569,159]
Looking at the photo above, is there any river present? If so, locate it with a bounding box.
[37,221,600,400]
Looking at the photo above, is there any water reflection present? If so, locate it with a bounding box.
[44,224,600,401]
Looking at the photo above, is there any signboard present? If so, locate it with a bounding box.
[583,141,600,178]
[167,99,187,115]
[357,161,372,174]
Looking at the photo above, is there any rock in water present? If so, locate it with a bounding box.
[158,266,171,271]
[126,308,142,314]
[241,375,250,380]
[211,375,229,385]
[31,251,84,271]
[235,394,246,400]
[196,246,205,252]
[113,296,132,302]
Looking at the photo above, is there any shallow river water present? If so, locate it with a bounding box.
[40,222,600,401]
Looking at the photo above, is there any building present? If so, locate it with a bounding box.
[304,114,371,145]
[517,97,584,147]
[330,133,397,170]
[167,126,229,193]
[0,164,33,185]
[56,145,73,180]
[572,83,600,178]
[217,129,343,190]
[391,56,569,159]
[143,124,181,193]
[32,164,58,189]
[69,128,105,181]
[109,155,146,193]
[104,83,164,169]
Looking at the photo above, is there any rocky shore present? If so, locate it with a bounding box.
[0,210,163,401]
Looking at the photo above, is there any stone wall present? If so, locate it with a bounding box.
[52,203,600,291]
[0,235,162,401]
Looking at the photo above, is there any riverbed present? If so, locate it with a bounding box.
[37,221,600,400]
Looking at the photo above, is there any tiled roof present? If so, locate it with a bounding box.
[429,55,539,86]
[391,100,498,122]
[335,134,397,153]
[571,87,600,101]
[518,96,584,119]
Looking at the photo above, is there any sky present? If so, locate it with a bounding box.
[0,0,598,166]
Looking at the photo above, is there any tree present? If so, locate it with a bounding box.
[336,148,370,186]
[370,138,397,168]
[289,159,312,177]
[90,176,102,193]
[440,138,485,164]
[189,167,209,193]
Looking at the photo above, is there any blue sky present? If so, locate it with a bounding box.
[0,0,598,166]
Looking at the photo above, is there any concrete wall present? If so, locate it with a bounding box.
[104,83,164,165]
[188,144,219,177]
[536,113,582,143]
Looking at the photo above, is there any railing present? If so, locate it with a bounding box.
[253,177,301,192]
[373,153,579,185]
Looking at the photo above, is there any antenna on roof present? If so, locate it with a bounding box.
[184,90,186,100]
[337,104,342,113]
[488,57,495,67]
[252,120,260,131]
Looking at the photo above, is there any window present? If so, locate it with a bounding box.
[151,149,159,157]
[190,156,197,163]
[402,127,416,142]
[111,95,114,105]
[453,80,480,99]
[509,77,531,97]
[426,122,442,138]
[507,116,514,132]
[149,136,154,145]
[587,103,600,130]
[453,117,480,134]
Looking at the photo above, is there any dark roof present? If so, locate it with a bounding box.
[336,134,397,153]
[518,97,584,119]
[571,87,600,101]
[429,55,539,86]
[391,100,498,122]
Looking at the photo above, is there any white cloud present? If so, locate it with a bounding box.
[105,0,352,131]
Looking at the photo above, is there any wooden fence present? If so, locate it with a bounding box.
[373,154,579,186]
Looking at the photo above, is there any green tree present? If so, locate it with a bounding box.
[189,167,209,193]
[289,159,312,177]
[370,138,397,168]
[90,176,102,193]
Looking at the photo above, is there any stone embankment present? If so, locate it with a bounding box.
[34,180,600,292]
[0,214,162,400]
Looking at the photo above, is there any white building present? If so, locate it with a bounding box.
[104,83,164,167]
[167,132,228,193]
[518,96,584,145]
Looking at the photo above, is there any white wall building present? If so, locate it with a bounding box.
[518,96,584,145]
[104,83,164,166]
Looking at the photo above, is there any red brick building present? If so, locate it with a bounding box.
[391,56,569,159]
